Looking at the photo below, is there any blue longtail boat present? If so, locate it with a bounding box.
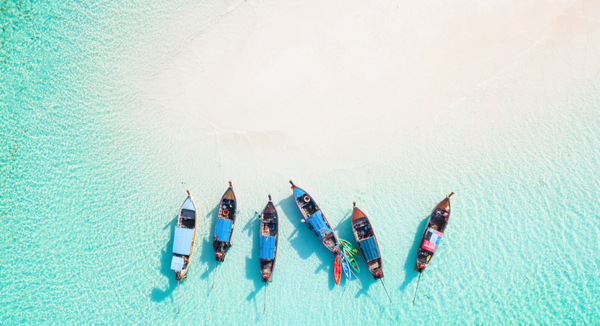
[412,192,455,305]
[170,190,197,281]
[415,192,454,272]
[351,202,384,280]
[289,181,340,254]
[353,201,393,304]
[259,195,278,282]
[259,194,278,314]
[213,182,237,262]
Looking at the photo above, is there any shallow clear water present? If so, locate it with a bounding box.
[1,0,599,324]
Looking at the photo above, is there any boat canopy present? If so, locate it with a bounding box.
[172,227,194,256]
[215,219,233,242]
[360,237,380,261]
[260,236,276,259]
[422,228,443,252]
[182,198,195,211]
[171,256,184,271]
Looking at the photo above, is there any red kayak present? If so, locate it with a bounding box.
[334,254,342,285]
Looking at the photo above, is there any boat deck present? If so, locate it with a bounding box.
[428,208,448,233]
[299,200,318,216]
[178,209,196,229]
[322,233,336,249]
[353,217,373,241]
[220,198,236,221]
[262,222,277,236]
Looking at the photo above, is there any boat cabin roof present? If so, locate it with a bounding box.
[360,237,380,261]
[172,227,194,256]
[260,236,276,259]
[215,218,233,242]
[171,256,184,271]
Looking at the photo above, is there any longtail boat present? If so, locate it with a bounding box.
[170,190,197,281]
[260,195,279,314]
[352,201,392,304]
[289,180,340,254]
[259,195,278,282]
[213,182,237,262]
[351,202,383,280]
[412,192,454,304]
[414,192,454,273]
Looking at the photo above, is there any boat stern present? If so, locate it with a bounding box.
[414,261,429,273]
[175,270,187,281]
[261,271,272,282]
[215,251,226,262]
[213,239,230,262]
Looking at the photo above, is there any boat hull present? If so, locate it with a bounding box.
[172,191,197,281]
[259,197,279,282]
[351,204,383,280]
[290,181,340,254]
[213,183,237,262]
[414,193,454,273]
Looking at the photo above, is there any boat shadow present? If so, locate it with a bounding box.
[279,195,337,290]
[199,205,219,281]
[242,211,263,302]
[150,216,178,302]
[399,216,428,292]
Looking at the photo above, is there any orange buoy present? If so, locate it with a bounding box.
[223,209,229,216]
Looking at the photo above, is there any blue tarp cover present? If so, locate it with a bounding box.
[215,219,233,242]
[171,256,184,271]
[360,237,380,261]
[307,211,330,239]
[172,227,194,255]
[294,188,332,239]
[260,236,276,259]
[182,198,195,211]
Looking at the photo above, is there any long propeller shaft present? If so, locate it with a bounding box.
[380,279,393,305]
[412,273,422,305]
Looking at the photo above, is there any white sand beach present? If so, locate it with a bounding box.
[148,0,577,149]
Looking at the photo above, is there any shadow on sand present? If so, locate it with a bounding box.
[279,195,337,290]
[151,216,178,302]
[399,216,428,292]
[198,205,219,284]
[243,211,263,302]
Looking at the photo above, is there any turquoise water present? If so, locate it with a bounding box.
[2,1,600,324]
